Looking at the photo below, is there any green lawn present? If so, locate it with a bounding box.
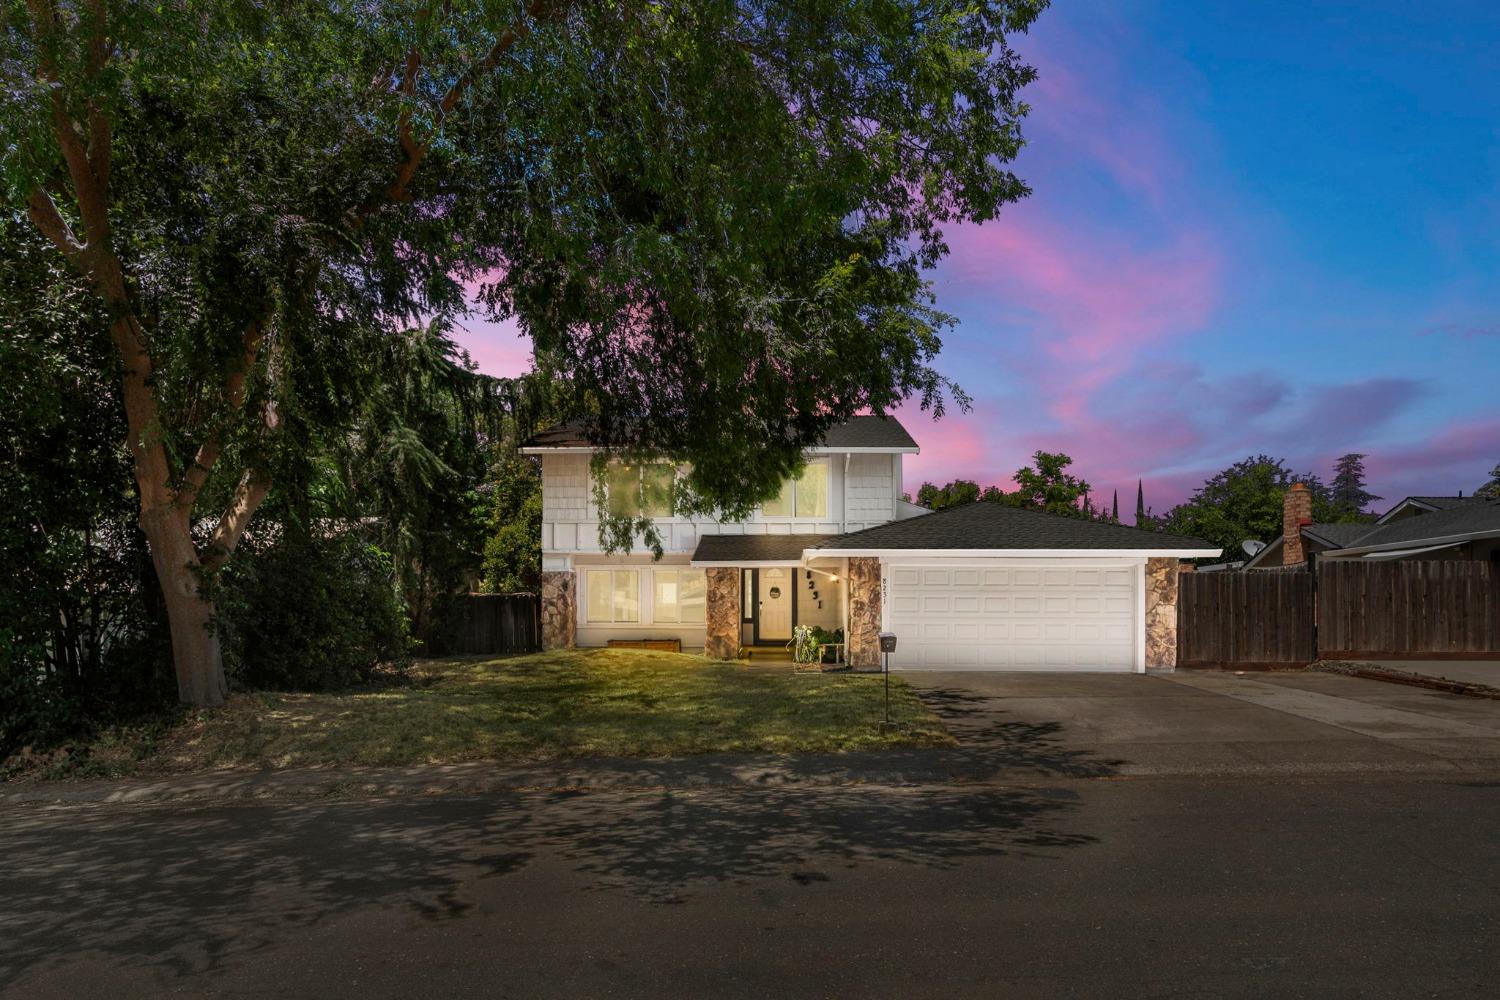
[21,649,952,778]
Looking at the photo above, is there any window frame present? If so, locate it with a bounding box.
[584,568,640,624]
[652,568,707,625]
[760,459,831,520]
[604,460,678,519]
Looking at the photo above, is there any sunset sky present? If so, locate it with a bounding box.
[451,1,1500,521]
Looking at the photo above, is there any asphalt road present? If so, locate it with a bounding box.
[6,672,1500,999]
[4,773,1499,999]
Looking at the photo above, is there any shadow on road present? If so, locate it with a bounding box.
[1,765,1098,985]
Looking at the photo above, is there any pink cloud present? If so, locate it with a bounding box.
[1026,51,1184,208]
[451,315,534,379]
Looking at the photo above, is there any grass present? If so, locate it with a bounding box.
[6,649,953,780]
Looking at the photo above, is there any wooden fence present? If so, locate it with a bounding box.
[1318,560,1500,659]
[1178,568,1316,668]
[448,592,541,656]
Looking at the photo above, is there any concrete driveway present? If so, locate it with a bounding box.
[901,669,1500,775]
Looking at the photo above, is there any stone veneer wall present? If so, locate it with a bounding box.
[540,571,576,651]
[704,567,741,660]
[1144,557,1182,669]
[846,556,882,669]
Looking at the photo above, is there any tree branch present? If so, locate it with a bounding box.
[175,320,267,518]
[384,0,562,204]
[201,469,273,571]
[26,187,86,259]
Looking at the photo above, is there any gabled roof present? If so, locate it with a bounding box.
[1247,498,1500,566]
[1335,497,1500,552]
[1300,522,1378,547]
[1375,494,1472,523]
[809,501,1219,555]
[522,414,917,452]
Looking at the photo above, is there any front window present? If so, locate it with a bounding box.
[585,569,639,623]
[795,461,828,518]
[653,569,706,624]
[606,461,675,518]
[760,461,829,518]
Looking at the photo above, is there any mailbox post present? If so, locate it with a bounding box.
[878,632,898,730]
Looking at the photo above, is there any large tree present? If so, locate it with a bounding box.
[3,1,1046,705]
[1329,452,1380,518]
[1008,451,1090,518]
[1160,455,1351,558]
[915,479,982,511]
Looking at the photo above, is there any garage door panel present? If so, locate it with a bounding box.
[888,562,1136,672]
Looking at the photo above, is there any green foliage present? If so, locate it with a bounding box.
[1009,451,1092,518]
[217,533,412,692]
[1157,455,1352,556]
[4,0,1049,565]
[0,221,174,756]
[1475,463,1500,500]
[332,320,508,642]
[481,455,544,593]
[916,479,982,511]
[1329,453,1380,518]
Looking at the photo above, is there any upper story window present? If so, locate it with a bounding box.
[605,461,675,518]
[761,460,829,519]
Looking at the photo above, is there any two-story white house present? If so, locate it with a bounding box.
[523,415,1219,671]
[522,416,924,654]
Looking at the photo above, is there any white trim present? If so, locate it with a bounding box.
[1375,497,1447,524]
[810,547,1221,559]
[810,446,919,455]
[1134,561,1147,674]
[521,445,918,455]
[1357,541,1468,560]
[691,558,804,568]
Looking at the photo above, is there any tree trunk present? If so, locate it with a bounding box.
[141,506,228,707]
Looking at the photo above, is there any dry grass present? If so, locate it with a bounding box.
[8,649,952,780]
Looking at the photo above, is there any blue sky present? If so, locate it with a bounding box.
[454,1,1500,518]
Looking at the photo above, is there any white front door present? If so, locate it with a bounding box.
[758,567,792,641]
[885,562,1137,671]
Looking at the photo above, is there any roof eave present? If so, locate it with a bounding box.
[520,444,919,455]
[1322,527,1500,557]
[807,547,1223,559]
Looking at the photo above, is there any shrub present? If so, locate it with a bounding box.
[217,532,412,691]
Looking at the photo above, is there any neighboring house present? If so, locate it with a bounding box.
[1244,486,1500,570]
[522,416,1220,672]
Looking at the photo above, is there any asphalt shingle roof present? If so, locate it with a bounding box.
[1341,498,1500,549]
[692,534,831,563]
[1404,496,1472,511]
[524,414,916,450]
[1300,523,1378,547]
[810,501,1218,552]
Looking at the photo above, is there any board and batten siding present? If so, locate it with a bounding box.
[539,452,903,556]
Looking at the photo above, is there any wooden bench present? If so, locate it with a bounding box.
[606,638,683,653]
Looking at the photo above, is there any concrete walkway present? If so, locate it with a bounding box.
[1346,658,1500,689]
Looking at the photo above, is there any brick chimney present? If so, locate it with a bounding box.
[1282,483,1313,565]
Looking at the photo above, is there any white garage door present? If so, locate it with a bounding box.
[886,563,1136,671]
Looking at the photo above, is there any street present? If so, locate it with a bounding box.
[5,672,1500,998]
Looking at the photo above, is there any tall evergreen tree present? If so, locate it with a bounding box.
[1111,490,1119,523]
[1329,453,1380,517]
[1135,480,1145,524]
